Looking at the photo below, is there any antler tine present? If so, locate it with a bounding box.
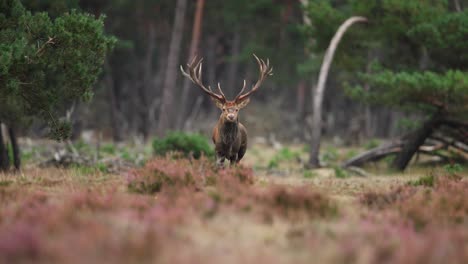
[234,79,247,100]
[217,82,226,98]
[235,54,273,102]
[180,56,225,102]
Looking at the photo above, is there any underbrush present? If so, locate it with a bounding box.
[1,158,467,263]
[361,173,468,229]
[127,156,337,221]
[152,132,214,159]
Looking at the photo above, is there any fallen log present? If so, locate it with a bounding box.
[342,141,403,168]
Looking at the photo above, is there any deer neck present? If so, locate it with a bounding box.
[219,118,239,145]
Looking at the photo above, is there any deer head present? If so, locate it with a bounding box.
[180,54,273,123]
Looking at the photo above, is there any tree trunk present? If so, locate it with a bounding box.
[206,35,218,92]
[391,112,442,171]
[139,23,157,140]
[176,0,205,130]
[157,0,188,137]
[296,80,306,120]
[308,16,368,168]
[226,30,241,96]
[8,126,20,170]
[0,124,9,171]
[454,0,462,12]
[104,61,123,142]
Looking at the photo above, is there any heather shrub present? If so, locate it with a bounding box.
[152,132,214,159]
[322,216,468,264]
[260,186,338,220]
[127,156,253,194]
[127,158,203,194]
[408,174,435,187]
[361,174,468,229]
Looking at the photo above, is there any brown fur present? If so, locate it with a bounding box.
[212,105,248,166]
[180,54,272,167]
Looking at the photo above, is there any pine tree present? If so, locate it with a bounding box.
[0,0,115,170]
[303,0,467,170]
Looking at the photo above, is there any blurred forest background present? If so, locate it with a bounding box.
[14,0,452,142]
[1,0,467,170]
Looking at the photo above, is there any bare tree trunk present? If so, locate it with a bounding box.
[138,23,157,140]
[363,50,373,138]
[296,80,306,120]
[308,16,368,168]
[226,31,241,96]
[391,112,442,171]
[206,35,218,91]
[157,0,188,137]
[176,0,205,130]
[0,123,9,171]
[104,61,123,142]
[8,126,20,170]
[454,0,462,12]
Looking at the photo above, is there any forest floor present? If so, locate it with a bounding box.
[0,142,467,264]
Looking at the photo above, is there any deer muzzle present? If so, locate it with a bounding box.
[226,114,236,121]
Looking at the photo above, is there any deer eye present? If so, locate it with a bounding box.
[235,109,239,112]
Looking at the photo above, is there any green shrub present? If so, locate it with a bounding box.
[101,143,116,155]
[408,174,434,187]
[333,166,349,179]
[268,147,301,169]
[322,147,339,163]
[303,170,317,179]
[364,139,381,150]
[443,163,463,175]
[152,132,214,159]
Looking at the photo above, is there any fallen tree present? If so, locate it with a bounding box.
[343,122,468,169]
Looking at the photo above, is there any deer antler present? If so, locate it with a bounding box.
[180,56,226,102]
[234,54,273,103]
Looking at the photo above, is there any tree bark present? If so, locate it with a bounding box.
[226,30,241,96]
[104,61,123,142]
[139,23,157,140]
[391,112,442,171]
[176,0,205,130]
[308,16,368,168]
[454,0,462,12]
[0,124,9,171]
[157,0,188,137]
[8,126,20,170]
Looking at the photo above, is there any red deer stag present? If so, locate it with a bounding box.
[180,54,273,167]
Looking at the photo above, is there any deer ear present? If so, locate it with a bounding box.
[211,98,224,109]
[237,98,250,109]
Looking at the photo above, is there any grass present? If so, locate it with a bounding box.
[0,142,467,264]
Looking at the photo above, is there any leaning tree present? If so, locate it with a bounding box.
[303,0,467,170]
[0,0,115,170]
[345,1,468,170]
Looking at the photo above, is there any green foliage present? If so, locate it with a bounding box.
[345,149,358,159]
[0,0,115,140]
[0,180,12,187]
[267,147,301,169]
[408,11,468,68]
[304,0,467,131]
[364,139,380,150]
[333,166,349,179]
[152,132,214,159]
[101,143,116,155]
[303,170,317,179]
[353,70,468,112]
[443,163,463,175]
[322,147,339,163]
[408,174,435,187]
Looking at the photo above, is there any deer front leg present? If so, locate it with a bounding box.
[229,154,238,167]
[216,153,226,168]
